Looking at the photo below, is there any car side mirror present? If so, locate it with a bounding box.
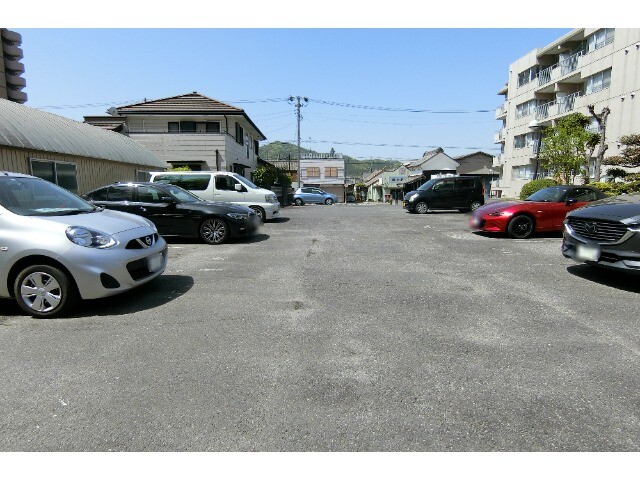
[160,196,176,203]
[234,184,246,192]
[565,198,577,206]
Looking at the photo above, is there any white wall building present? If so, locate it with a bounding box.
[493,28,640,198]
[85,92,266,181]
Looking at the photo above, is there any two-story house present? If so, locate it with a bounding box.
[84,92,266,181]
[299,152,346,201]
[493,28,640,198]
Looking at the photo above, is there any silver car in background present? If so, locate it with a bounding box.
[0,172,168,318]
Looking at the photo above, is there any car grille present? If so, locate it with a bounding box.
[567,218,628,243]
[126,233,159,249]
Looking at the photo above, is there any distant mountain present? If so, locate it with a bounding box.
[259,141,403,180]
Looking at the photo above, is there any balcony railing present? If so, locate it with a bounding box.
[495,104,507,119]
[559,51,582,76]
[558,92,581,114]
[538,65,555,86]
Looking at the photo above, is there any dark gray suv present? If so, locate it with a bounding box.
[562,194,640,273]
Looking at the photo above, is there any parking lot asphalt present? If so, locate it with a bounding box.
[1,203,639,451]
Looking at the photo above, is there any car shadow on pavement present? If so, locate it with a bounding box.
[74,274,195,317]
[566,264,640,293]
[268,217,290,223]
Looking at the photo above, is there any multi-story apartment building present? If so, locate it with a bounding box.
[85,92,266,181]
[493,28,640,198]
[1,28,27,103]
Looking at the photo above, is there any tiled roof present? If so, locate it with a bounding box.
[116,92,244,115]
[115,91,266,140]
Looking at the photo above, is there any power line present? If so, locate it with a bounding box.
[278,138,500,151]
[309,98,492,114]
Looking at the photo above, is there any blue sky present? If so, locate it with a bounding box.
[19,28,573,161]
[6,1,630,162]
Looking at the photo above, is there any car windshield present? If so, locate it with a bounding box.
[525,186,570,202]
[161,184,203,203]
[416,179,439,191]
[231,173,259,190]
[0,176,96,216]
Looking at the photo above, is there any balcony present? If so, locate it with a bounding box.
[492,155,504,167]
[533,92,581,122]
[4,59,25,73]
[2,43,23,58]
[7,89,27,103]
[493,129,506,144]
[1,29,22,43]
[495,103,507,119]
[5,72,26,87]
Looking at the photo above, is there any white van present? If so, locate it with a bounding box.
[149,171,280,221]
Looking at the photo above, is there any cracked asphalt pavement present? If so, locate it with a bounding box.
[1,203,639,451]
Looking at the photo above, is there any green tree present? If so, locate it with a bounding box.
[168,165,191,172]
[605,133,640,169]
[538,113,600,184]
[253,164,291,189]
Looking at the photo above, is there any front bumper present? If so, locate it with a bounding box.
[562,229,640,273]
[228,215,261,237]
[265,204,280,220]
[469,213,508,233]
[63,230,168,300]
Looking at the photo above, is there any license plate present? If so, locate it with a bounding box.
[576,244,600,262]
[147,253,163,272]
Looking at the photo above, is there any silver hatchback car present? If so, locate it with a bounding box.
[0,172,168,318]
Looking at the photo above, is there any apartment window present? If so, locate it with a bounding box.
[30,159,79,193]
[517,66,539,87]
[513,133,534,149]
[306,167,320,177]
[235,123,244,145]
[511,165,534,180]
[325,167,338,178]
[587,28,615,53]
[516,100,537,119]
[584,68,612,95]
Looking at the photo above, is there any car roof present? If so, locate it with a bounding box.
[0,171,38,179]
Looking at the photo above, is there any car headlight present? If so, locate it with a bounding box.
[143,218,158,232]
[488,211,510,217]
[409,193,418,202]
[265,194,278,203]
[66,227,117,248]
[628,223,640,232]
[227,212,249,220]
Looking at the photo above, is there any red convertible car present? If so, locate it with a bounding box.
[469,185,606,239]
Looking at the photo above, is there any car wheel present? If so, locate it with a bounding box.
[507,214,535,239]
[200,217,229,245]
[469,200,482,211]
[325,198,334,205]
[415,202,429,214]
[250,206,266,222]
[14,265,78,318]
[294,198,304,206]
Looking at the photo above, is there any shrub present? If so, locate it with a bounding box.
[519,178,559,199]
[590,181,616,195]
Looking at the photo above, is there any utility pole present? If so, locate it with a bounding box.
[289,96,308,188]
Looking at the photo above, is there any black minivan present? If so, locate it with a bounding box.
[403,176,484,214]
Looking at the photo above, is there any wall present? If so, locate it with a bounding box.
[0,146,156,194]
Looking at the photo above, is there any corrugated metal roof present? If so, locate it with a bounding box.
[0,99,168,168]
